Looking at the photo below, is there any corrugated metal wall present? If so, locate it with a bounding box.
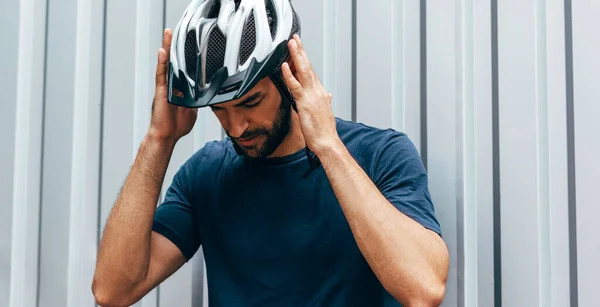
[1,0,598,306]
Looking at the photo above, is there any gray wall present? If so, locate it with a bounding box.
[1,0,598,306]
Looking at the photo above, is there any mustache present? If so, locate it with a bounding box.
[228,128,270,140]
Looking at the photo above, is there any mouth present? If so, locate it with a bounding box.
[236,135,259,147]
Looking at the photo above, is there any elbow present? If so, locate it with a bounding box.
[92,280,119,307]
[93,294,120,307]
[92,277,135,307]
[421,281,446,307]
[92,285,113,307]
[390,281,447,307]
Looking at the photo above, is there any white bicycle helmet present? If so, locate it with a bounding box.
[168,0,301,108]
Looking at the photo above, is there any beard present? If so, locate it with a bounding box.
[228,97,292,159]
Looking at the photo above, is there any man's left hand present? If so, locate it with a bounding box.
[281,34,340,157]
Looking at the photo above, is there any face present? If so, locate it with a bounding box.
[210,78,292,158]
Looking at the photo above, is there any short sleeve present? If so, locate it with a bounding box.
[152,159,201,261]
[373,132,442,236]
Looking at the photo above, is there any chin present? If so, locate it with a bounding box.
[236,141,266,158]
[241,148,259,158]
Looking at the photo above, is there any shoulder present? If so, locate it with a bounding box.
[335,118,423,179]
[336,117,407,143]
[336,118,415,160]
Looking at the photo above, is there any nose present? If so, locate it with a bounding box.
[226,109,249,138]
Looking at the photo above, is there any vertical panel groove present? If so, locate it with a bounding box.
[351,0,356,122]
[455,0,466,306]
[162,0,166,30]
[419,0,428,169]
[564,0,578,306]
[95,1,108,305]
[458,0,478,306]
[490,0,502,306]
[156,278,161,307]
[133,0,147,153]
[535,1,551,306]
[322,0,335,113]
[36,0,50,304]
[96,0,108,278]
[391,0,404,131]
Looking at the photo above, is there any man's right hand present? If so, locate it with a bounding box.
[92,28,193,307]
[148,28,198,143]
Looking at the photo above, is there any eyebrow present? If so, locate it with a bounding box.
[234,92,263,107]
[211,92,263,109]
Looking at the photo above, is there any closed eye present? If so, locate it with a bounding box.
[243,99,262,108]
[209,92,264,112]
[210,99,260,112]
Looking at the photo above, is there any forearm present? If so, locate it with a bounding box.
[94,134,175,291]
[319,140,449,306]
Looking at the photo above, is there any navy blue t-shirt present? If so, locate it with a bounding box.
[152,118,441,307]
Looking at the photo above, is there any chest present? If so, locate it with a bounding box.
[198,166,364,283]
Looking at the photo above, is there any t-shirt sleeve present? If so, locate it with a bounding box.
[152,157,201,261]
[373,131,442,236]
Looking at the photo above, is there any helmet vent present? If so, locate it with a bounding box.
[184,29,199,81]
[239,11,256,66]
[265,0,278,40]
[206,0,221,19]
[206,27,226,83]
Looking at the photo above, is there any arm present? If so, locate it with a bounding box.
[319,139,449,307]
[280,35,448,306]
[92,136,186,307]
[92,28,198,307]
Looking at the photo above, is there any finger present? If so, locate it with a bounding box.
[289,39,310,72]
[293,34,308,62]
[293,34,314,72]
[156,29,172,88]
[293,34,303,49]
[288,39,313,86]
[281,62,304,100]
[162,28,173,58]
[156,48,168,88]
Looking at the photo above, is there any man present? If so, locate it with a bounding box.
[92,0,449,306]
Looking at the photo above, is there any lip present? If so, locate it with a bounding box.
[236,136,259,147]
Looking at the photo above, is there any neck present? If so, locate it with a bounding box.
[268,111,305,158]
